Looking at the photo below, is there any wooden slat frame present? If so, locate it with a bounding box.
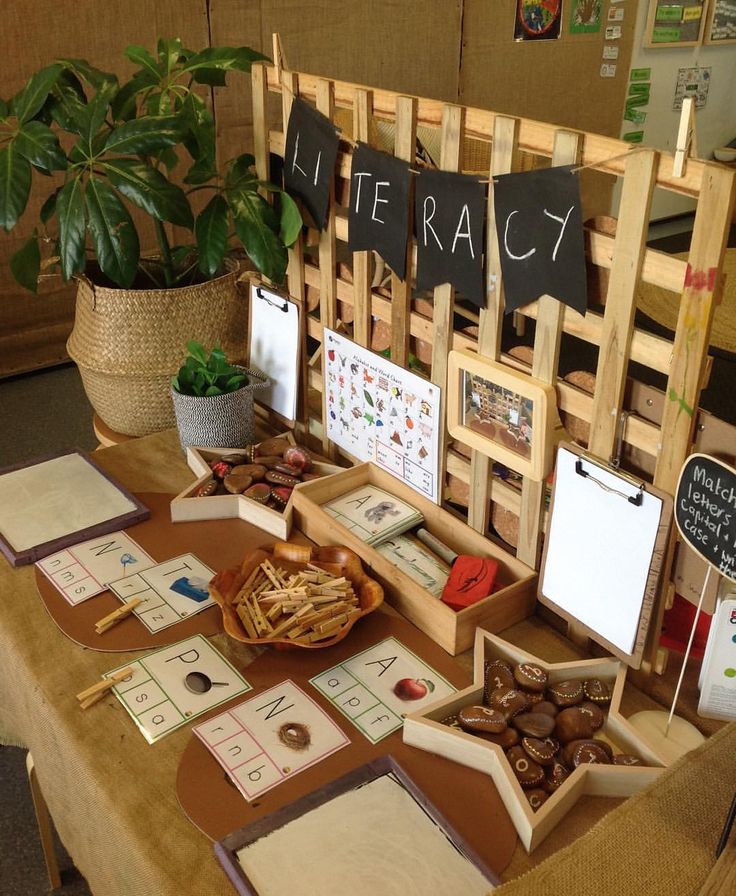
[255,61,735,676]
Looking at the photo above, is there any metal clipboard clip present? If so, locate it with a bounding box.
[574,457,645,507]
[255,286,289,312]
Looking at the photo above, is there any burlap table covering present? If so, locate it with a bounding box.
[0,430,728,894]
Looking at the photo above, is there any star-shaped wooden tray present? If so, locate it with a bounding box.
[403,629,666,852]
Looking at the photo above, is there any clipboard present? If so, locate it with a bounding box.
[538,443,673,668]
[247,282,302,425]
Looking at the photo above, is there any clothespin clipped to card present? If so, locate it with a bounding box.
[76,667,134,710]
[94,598,143,635]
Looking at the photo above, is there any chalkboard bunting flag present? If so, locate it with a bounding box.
[493,165,587,316]
[348,143,412,280]
[414,169,486,307]
[283,97,340,230]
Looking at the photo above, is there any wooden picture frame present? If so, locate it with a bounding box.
[215,756,499,895]
[704,0,736,43]
[0,450,149,567]
[447,350,556,482]
[644,0,708,47]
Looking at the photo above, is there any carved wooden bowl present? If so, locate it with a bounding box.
[209,541,384,649]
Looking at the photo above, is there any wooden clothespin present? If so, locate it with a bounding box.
[94,597,143,634]
[272,33,290,83]
[672,96,698,178]
[76,667,134,710]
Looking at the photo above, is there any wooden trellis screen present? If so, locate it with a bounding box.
[250,55,735,675]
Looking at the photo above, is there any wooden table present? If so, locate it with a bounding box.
[0,429,732,895]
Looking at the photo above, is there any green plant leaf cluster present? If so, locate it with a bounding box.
[171,339,249,397]
[0,39,302,292]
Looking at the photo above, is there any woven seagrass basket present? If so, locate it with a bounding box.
[66,261,248,437]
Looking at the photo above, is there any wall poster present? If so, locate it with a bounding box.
[514,0,563,41]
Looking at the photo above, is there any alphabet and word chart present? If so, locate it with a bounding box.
[36,531,155,606]
[107,553,216,633]
[323,329,441,502]
[310,637,456,743]
[193,680,349,800]
[107,635,251,743]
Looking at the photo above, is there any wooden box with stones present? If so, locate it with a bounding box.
[402,628,666,851]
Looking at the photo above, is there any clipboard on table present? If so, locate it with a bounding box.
[247,282,302,425]
[538,443,673,668]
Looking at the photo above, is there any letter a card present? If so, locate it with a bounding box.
[310,637,456,743]
[193,680,350,800]
[104,635,251,744]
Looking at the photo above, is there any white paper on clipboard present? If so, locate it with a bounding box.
[541,446,664,657]
[249,284,300,422]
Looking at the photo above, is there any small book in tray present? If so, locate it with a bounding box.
[323,485,423,546]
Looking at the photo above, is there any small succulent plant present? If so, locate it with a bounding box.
[172,340,248,397]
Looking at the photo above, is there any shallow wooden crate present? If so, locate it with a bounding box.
[290,463,537,654]
[171,445,343,540]
[402,628,665,852]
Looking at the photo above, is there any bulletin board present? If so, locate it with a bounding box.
[644,0,708,47]
[704,0,736,43]
[250,41,735,674]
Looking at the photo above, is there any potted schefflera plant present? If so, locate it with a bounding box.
[0,39,301,436]
[171,340,268,451]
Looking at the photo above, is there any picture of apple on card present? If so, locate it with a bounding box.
[109,635,251,744]
[36,531,155,606]
[194,680,350,800]
[107,554,215,633]
[310,637,455,743]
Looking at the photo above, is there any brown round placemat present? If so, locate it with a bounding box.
[35,492,307,652]
[176,611,519,877]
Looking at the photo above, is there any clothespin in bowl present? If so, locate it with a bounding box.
[76,667,134,710]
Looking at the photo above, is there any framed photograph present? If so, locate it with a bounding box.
[447,350,556,481]
[704,0,736,44]
[644,0,708,47]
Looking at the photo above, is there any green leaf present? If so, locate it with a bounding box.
[180,93,215,173]
[204,385,223,397]
[14,122,67,172]
[10,64,62,123]
[0,145,32,230]
[103,115,183,155]
[110,70,159,121]
[184,157,217,185]
[125,45,162,78]
[229,189,287,284]
[104,158,193,228]
[56,178,87,280]
[191,67,227,87]
[70,94,110,153]
[157,38,183,74]
[278,191,302,247]
[10,232,40,292]
[158,146,179,172]
[195,194,229,277]
[85,177,139,287]
[0,99,8,118]
[40,188,59,224]
[183,47,268,78]
[226,153,257,189]
[225,374,247,391]
[47,74,89,133]
[186,340,208,365]
[57,59,118,95]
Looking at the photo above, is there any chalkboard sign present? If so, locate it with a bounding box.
[283,98,340,230]
[414,169,485,307]
[348,143,411,279]
[493,165,587,316]
[675,454,736,583]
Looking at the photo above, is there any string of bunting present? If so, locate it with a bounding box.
[280,88,649,315]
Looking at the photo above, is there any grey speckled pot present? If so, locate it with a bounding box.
[171,367,269,452]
